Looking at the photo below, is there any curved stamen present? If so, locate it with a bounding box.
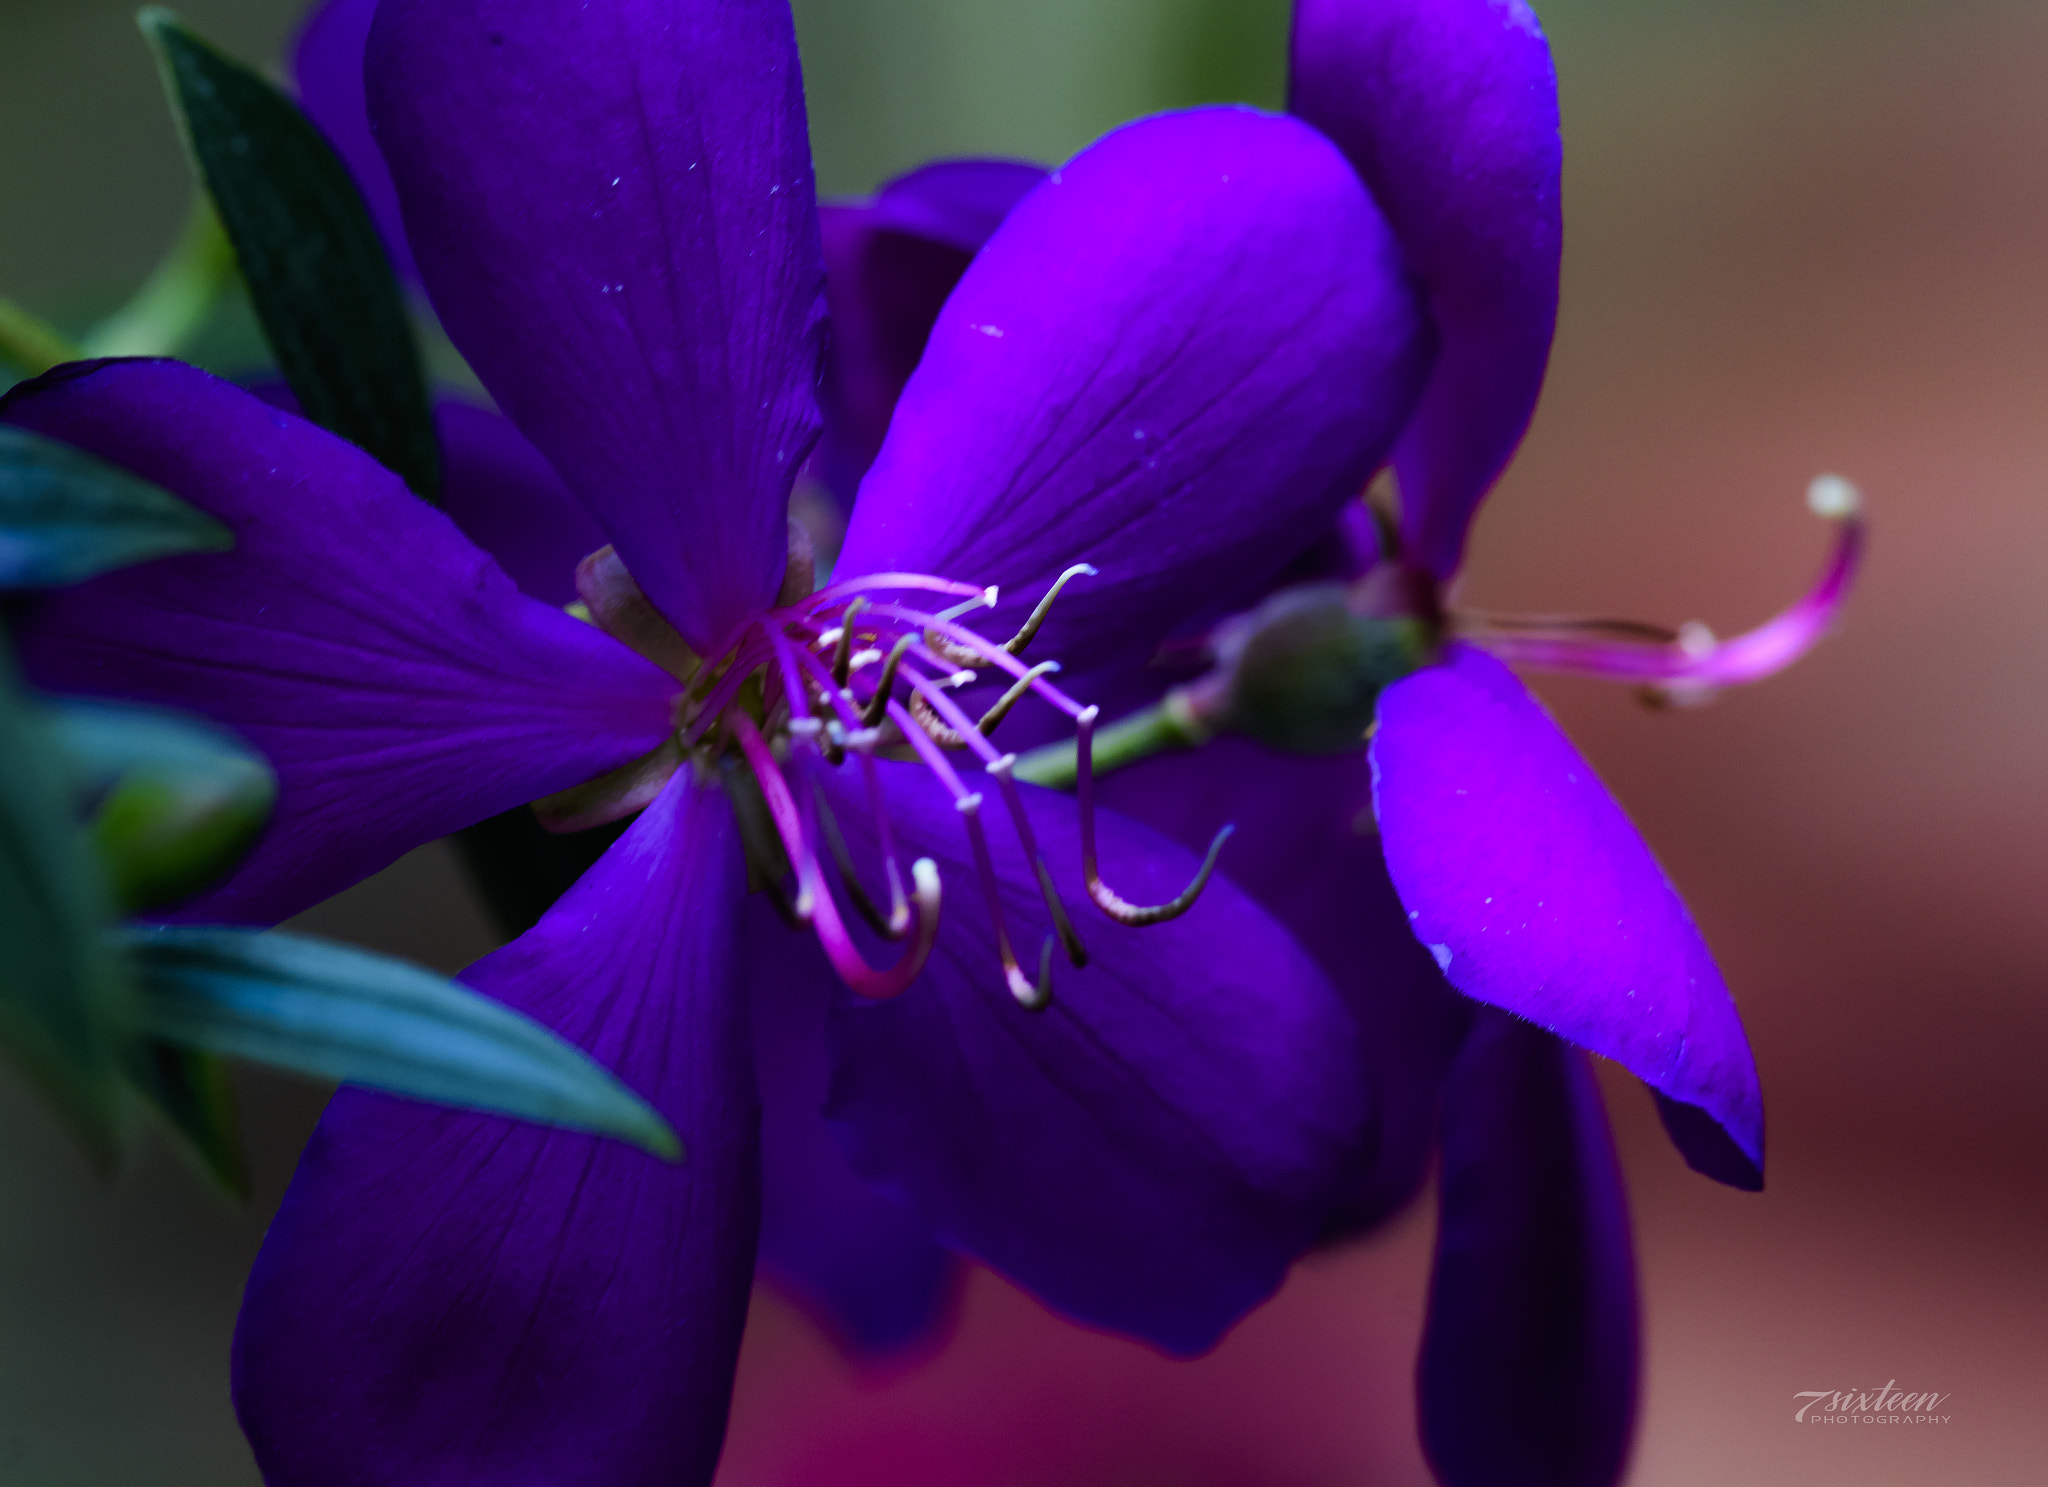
[858,633,920,728]
[829,597,868,687]
[957,791,1054,1012]
[731,712,938,998]
[1074,704,1233,926]
[977,660,1062,738]
[1466,477,1866,699]
[783,644,914,938]
[867,603,1088,719]
[1003,563,1098,655]
[800,572,985,615]
[989,754,1088,968]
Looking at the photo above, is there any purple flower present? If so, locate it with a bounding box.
[806,4,1864,1485]
[2,0,1458,1478]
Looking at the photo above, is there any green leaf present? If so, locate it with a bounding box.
[0,643,136,1167]
[46,698,277,912]
[120,925,680,1161]
[140,9,441,501]
[124,1039,249,1200]
[0,426,231,588]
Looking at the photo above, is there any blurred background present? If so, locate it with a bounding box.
[3,0,2045,1482]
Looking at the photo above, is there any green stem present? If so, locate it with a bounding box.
[1011,691,1211,791]
[83,195,234,359]
[0,297,85,376]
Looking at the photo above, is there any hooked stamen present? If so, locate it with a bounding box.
[989,754,1088,968]
[1462,476,1866,701]
[1003,563,1097,655]
[858,633,920,728]
[1074,705,1233,926]
[957,791,1054,1012]
[867,603,1089,721]
[830,597,868,687]
[731,712,939,998]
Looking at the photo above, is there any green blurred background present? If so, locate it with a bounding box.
[4,0,2046,1482]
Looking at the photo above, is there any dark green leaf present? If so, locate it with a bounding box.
[47,697,277,911]
[121,925,679,1160]
[124,1039,249,1200]
[140,9,441,500]
[0,425,230,588]
[0,644,135,1166]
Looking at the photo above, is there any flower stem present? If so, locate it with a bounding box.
[82,195,234,359]
[1011,690,1209,791]
[0,297,84,375]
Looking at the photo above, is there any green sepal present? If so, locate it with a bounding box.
[47,698,277,912]
[121,925,681,1161]
[139,8,441,501]
[1211,585,1434,754]
[0,425,231,589]
[0,643,136,1168]
[124,1038,249,1200]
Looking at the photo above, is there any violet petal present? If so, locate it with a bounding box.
[437,399,607,608]
[365,0,826,650]
[293,0,416,281]
[818,757,1370,1355]
[818,159,1046,508]
[3,360,676,925]
[1371,643,1764,1188]
[1092,736,1469,1237]
[233,769,757,1487]
[1290,0,1561,579]
[834,106,1430,676]
[1419,1010,1639,1487]
[746,896,959,1356]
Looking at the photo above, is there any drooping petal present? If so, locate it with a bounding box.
[1419,1010,1639,1487]
[294,0,416,280]
[745,896,959,1355]
[366,0,826,650]
[834,106,1431,676]
[1091,735,1469,1237]
[1290,0,1561,579]
[1370,643,1764,1188]
[234,768,757,1487]
[437,399,607,608]
[818,159,1046,508]
[816,756,1371,1355]
[3,360,677,924]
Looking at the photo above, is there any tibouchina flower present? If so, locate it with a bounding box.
[807,4,1862,1485]
[5,0,1446,1478]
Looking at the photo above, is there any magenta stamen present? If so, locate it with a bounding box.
[956,791,1054,1012]
[784,644,914,935]
[866,602,1088,720]
[1074,704,1233,926]
[1467,482,1866,696]
[799,572,987,615]
[731,712,938,998]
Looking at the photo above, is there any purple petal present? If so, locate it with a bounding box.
[818,159,1047,509]
[815,756,1371,1355]
[1289,0,1561,579]
[437,399,608,608]
[1091,736,1469,1237]
[834,106,1431,676]
[3,359,677,924]
[1370,643,1764,1187]
[365,0,826,650]
[234,769,757,1487]
[1419,1010,1639,1487]
[745,897,960,1356]
[293,0,417,281]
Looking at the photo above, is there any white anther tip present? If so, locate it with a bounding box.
[1077,704,1100,726]
[988,753,1018,777]
[955,793,984,814]
[1806,474,1861,520]
[980,585,1000,607]
[1676,620,1717,658]
[788,716,823,738]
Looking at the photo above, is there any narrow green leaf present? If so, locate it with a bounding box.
[0,644,136,1167]
[47,698,277,911]
[0,426,230,588]
[139,9,440,500]
[124,1039,249,1200]
[121,925,680,1161]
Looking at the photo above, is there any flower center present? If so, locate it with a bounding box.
[538,542,1229,1011]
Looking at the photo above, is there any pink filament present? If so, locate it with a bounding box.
[1470,510,1864,689]
[729,712,936,999]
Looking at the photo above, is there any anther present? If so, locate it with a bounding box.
[830,597,867,687]
[1004,563,1097,655]
[859,633,920,728]
[977,661,1061,738]
[1074,705,1233,926]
